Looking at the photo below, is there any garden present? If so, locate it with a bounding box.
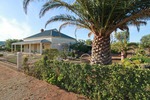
[21,35,150,99]
[1,0,150,99]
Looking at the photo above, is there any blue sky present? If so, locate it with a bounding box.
[0,0,150,42]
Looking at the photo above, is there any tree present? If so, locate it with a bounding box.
[114,31,129,60]
[5,39,22,51]
[23,0,150,65]
[85,39,92,46]
[70,40,90,54]
[140,34,150,54]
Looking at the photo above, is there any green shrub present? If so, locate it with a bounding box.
[30,60,150,99]
[122,55,150,68]
[42,49,59,60]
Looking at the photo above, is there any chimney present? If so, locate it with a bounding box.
[41,29,44,32]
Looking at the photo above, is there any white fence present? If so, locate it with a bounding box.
[0,52,42,70]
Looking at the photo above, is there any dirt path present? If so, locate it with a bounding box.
[0,62,87,100]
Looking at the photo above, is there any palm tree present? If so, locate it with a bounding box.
[23,0,150,65]
[114,31,129,60]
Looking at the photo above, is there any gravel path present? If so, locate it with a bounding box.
[0,62,87,100]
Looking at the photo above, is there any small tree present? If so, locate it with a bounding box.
[140,34,150,55]
[70,40,91,56]
[114,31,129,60]
[85,39,92,46]
[59,43,69,59]
[42,49,59,60]
[5,39,22,51]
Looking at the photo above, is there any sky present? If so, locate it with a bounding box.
[0,0,150,42]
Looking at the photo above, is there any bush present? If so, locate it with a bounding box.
[122,55,150,68]
[42,49,59,60]
[30,60,150,99]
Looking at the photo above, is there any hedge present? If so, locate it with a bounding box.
[28,58,150,100]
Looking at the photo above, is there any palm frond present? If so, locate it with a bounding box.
[88,32,93,37]
[45,14,91,32]
[45,14,77,27]
[23,0,34,14]
[107,8,150,35]
[58,22,86,32]
[129,20,147,32]
[24,0,150,37]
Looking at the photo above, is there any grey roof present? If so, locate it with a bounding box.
[24,29,76,40]
[12,39,51,45]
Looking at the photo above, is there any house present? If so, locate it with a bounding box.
[12,29,76,54]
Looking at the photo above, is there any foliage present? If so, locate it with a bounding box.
[24,0,150,36]
[135,48,146,56]
[85,39,92,46]
[5,39,22,51]
[111,41,139,54]
[115,31,129,42]
[70,40,91,55]
[67,51,75,58]
[111,42,121,53]
[111,31,129,58]
[128,42,139,48]
[58,43,69,59]
[28,60,150,99]
[140,34,150,55]
[122,55,150,68]
[114,31,129,51]
[42,49,59,60]
[0,48,5,51]
[140,34,150,48]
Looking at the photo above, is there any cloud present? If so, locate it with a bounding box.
[0,16,32,41]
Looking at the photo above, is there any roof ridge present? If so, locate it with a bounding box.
[24,29,76,40]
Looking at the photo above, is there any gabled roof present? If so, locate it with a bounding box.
[24,29,76,40]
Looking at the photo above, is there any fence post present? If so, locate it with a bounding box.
[17,52,22,70]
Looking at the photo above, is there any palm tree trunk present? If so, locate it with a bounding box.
[121,50,127,61]
[91,35,112,65]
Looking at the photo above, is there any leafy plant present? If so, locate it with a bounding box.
[29,59,150,99]
[122,55,150,68]
[5,39,22,51]
[70,40,91,56]
[140,34,150,55]
[42,49,59,60]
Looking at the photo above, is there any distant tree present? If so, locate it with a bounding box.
[112,31,129,60]
[140,34,150,54]
[85,39,92,46]
[70,40,91,55]
[5,39,22,51]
